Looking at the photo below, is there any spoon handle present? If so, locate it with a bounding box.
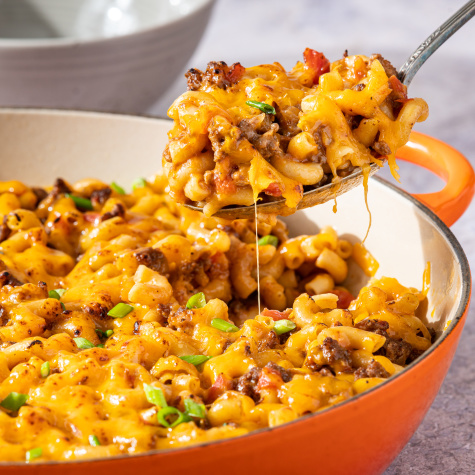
[398,0,475,86]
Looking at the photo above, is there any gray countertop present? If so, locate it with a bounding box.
[150,1,475,473]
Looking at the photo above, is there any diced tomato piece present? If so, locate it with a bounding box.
[303,48,330,85]
[214,158,237,194]
[215,174,237,194]
[388,75,408,100]
[256,366,284,391]
[264,182,283,197]
[262,308,292,321]
[206,374,233,403]
[352,56,368,81]
[83,212,100,224]
[210,251,224,264]
[330,289,355,309]
[226,62,245,84]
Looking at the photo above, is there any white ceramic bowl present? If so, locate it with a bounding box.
[0,0,215,112]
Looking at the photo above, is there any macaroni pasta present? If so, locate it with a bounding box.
[0,175,432,462]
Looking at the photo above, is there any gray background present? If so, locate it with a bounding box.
[150,1,475,473]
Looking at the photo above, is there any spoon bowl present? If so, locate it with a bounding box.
[185,163,380,219]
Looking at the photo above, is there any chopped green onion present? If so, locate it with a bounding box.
[60,302,66,312]
[211,318,239,333]
[132,177,147,190]
[40,361,50,378]
[246,100,276,115]
[74,337,95,350]
[26,447,42,462]
[111,182,126,195]
[184,398,206,419]
[96,329,113,339]
[48,290,61,300]
[65,194,93,211]
[89,435,100,447]
[107,303,134,318]
[55,289,67,297]
[0,392,28,411]
[143,383,167,407]
[186,292,206,309]
[180,355,212,366]
[157,406,190,428]
[258,235,279,247]
[273,319,297,335]
[96,344,105,348]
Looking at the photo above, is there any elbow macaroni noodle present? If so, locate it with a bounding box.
[0,173,432,462]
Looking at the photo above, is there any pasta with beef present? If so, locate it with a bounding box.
[0,175,432,462]
[163,49,428,216]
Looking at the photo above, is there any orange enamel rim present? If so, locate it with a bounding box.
[0,127,472,469]
[397,130,475,226]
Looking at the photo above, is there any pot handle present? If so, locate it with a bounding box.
[395,131,475,226]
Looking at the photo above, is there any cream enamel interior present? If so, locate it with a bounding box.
[0,109,464,337]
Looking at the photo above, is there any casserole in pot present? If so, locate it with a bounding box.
[0,109,472,475]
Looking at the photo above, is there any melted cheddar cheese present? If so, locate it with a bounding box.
[0,176,432,462]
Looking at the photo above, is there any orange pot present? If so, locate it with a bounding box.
[0,110,472,475]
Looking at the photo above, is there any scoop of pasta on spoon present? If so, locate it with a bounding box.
[163,0,474,219]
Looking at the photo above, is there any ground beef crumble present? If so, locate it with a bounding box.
[134,248,169,276]
[233,363,293,402]
[101,203,125,222]
[185,61,245,91]
[354,359,390,379]
[0,271,23,288]
[91,187,112,207]
[50,178,72,199]
[322,337,352,367]
[355,318,419,366]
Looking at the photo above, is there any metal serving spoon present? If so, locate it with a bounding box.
[185,0,475,220]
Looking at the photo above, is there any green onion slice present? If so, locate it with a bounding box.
[96,344,105,348]
[107,303,134,318]
[111,182,126,195]
[65,194,93,211]
[132,177,147,190]
[40,361,50,378]
[49,288,67,301]
[186,292,206,309]
[157,406,190,428]
[48,290,61,300]
[89,435,101,447]
[143,383,167,407]
[246,100,276,115]
[273,319,297,335]
[60,302,66,312]
[258,235,279,247]
[180,355,212,366]
[74,337,95,350]
[184,398,206,419]
[0,392,28,411]
[26,447,42,462]
[211,318,239,333]
[96,329,114,338]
